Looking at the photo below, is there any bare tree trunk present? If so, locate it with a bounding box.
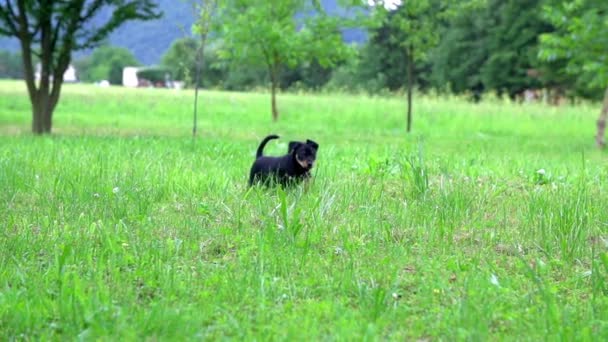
[406,45,414,133]
[270,66,278,122]
[193,41,206,137]
[596,86,608,148]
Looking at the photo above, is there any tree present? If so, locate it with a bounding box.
[160,37,227,87]
[358,6,433,94]
[479,0,552,100]
[430,4,488,101]
[161,37,198,86]
[212,0,350,121]
[280,59,335,91]
[191,0,217,137]
[75,45,140,84]
[0,1,160,134]
[538,0,608,147]
[388,1,439,132]
[432,0,563,102]
[369,0,481,132]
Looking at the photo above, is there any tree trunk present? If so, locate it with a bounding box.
[596,86,608,148]
[42,104,53,133]
[193,40,206,137]
[17,1,56,135]
[406,45,414,133]
[32,103,44,134]
[31,93,55,134]
[270,66,279,122]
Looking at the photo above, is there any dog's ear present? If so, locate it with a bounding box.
[289,141,302,154]
[288,141,301,153]
[306,139,319,151]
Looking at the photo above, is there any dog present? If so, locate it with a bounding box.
[249,134,319,186]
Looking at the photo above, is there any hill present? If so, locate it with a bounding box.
[0,0,366,65]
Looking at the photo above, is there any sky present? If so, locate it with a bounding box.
[368,0,403,10]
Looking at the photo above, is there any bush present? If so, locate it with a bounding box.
[161,37,229,88]
[0,50,24,79]
[136,67,172,85]
[74,45,140,84]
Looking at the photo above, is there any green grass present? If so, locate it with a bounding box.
[1,79,607,340]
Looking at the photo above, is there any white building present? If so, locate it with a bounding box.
[122,66,140,87]
[35,63,78,82]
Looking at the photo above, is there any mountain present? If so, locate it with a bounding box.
[0,0,366,65]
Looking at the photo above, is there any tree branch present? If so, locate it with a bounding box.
[79,0,104,23]
[74,0,160,50]
[15,0,29,36]
[0,0,20,35]
[51,1,85,103]
[15,0,38,104]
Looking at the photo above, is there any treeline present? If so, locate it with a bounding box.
[0,0,603,103]
[158,0,603,101]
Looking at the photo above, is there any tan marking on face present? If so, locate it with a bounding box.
[296,155,309,168]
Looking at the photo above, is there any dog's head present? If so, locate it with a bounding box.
[289,139,319,170]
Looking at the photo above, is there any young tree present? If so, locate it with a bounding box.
[385,1,438,133]
[369,0,481,132]
[191,0,217,137]
[356,9,433,94]
[539,0,608,147]
[0,1,160,134]
[212,0,350,121]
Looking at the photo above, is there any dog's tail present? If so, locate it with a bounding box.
[256,134,279,158]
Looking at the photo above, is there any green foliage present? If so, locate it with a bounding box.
[161,35,336,91]
[479,0,552,99]
[376,0,442,61]
[161,37,199,85]
[432,0,552,99]
[355,7,435,93]
[213,0,349,69]
[324,51,367,92]
[75,46,140,84]
[216,0,348,79]
[0,50,23,79]
[160,37,228,88]
[280,60,334,90]
[136,66,172,84]
[222,64,269,90]
[430,6,487,98]
[539,0,608,90]
[210,0,353,118]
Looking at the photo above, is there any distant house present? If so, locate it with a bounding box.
[35,63,78,82]
[122,66,140,87]
[64,65,77,82]
[123,66,177,88]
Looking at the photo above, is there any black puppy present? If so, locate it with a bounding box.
[249,134,319,186]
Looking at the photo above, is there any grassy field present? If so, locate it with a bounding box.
[1,79,607,340]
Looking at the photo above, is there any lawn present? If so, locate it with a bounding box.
[1,79,607,340]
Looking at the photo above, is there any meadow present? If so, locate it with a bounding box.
[1,79,607,340]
